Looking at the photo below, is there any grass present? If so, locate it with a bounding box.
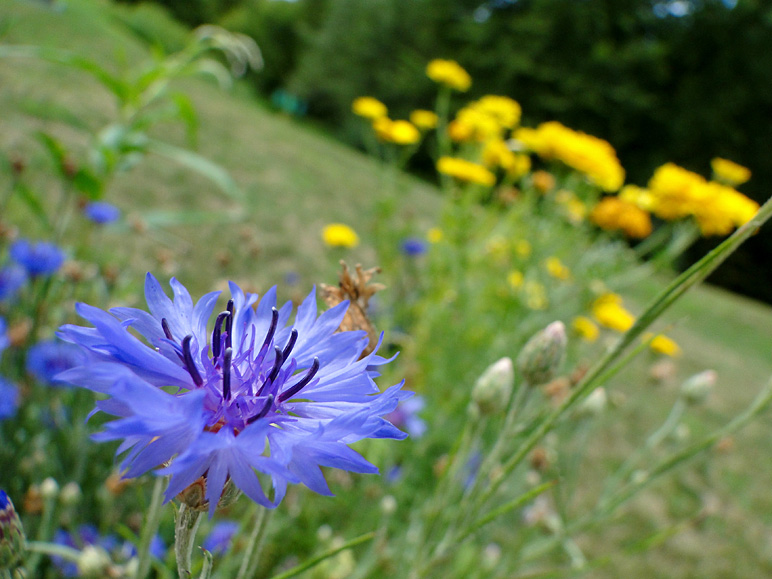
[2,0,772,577]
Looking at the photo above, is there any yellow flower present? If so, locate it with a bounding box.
[473,95,522,129]
[647,162,707,220]
[506,270,524,290]
[545,257,571,280]
[352,96,387,120]
[322,223,359,248]
[515,121,625,192]
[619,184,655,212]
[592,293,635,332]
[645,333,681,357]
[482,139,531,178]
[590,197,653,239]
[410,109,439,130]
[711,157,751,187]
[372,118,420,145]
[692,181,759,237]
[514,239,532,258]
[426,59,472,91]
[427,227,443,243]
[572,316,599,342]
[437,156,496,186]
[531,170,556,193]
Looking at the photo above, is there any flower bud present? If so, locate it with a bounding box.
[471,357,514,415]
[60,482,82,506]
[680,370,716,405]
[40,477,59,500]
[576,388,607,418]
[0,490,26,569]
[77,545,112,577]
[516,322,567,386]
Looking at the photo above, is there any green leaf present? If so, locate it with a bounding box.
[13,183,51,229]
[35,132,71,179]
[139,208,242,227]
[72,168,104,200]
[144,140,243,202]
[171,92,199,148]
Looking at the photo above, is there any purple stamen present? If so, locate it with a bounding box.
[182,335,203,387]
[246,394,274,425]
[260,308,279,353]
[266,346,284,386]
[223,347,233,401]
[161,318,174,341]
[212,310,231,360]
[278,357,320,403]
[281,329,298,363]
[225,299,234,351]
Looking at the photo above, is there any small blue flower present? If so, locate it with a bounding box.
[385,395,427,438]
[400,237,428,257]
[202,521,239,554]
[9,239,65,277]
[26,339,85,386]
[58,274,410,516]
[0,378,19,421]
[0,317,8,354]
[83,201,121,225]
[149,534,167,560]
[0,266,27,302]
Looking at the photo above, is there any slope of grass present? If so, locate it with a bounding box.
[2,1,772,577]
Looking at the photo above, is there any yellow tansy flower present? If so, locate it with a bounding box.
[373,118,420,145]
[426,59,472,91]
[427,227,443,243]
[592,293,635,332]
[645,333,681,357]
[352,96,387,120]
[590,197,653,239]
[507,270,524,290]
[437,157,496,186]
[711,157,751,187]
[572,316,599,342]
[545,257,571,280]
[410,109,439,130]
[322,223,359,248]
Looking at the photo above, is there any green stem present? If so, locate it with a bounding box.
[236,505,272,579]
[175,503,203,579]
[134,476,167,579]
[267,532,375,579]
[26,495,57,574]
[472,192,772,513]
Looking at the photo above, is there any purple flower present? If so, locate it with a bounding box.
[84,201,121,225]
[0,317,8,354]
[0,265,27,301]
[58,274,410,516]
[400,238,428,257]
[0,378,19,421]
[26,339,85,386]
[385,395,427,438]
[9,239,65,277]
[202,521,239,554]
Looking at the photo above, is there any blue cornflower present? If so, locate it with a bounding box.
[9,239,65,277]
[0,317,8,354]
[0,378,19,421]
[0,265,27,302]
[58,274,410,516]
[385,395,427,438]
[400,237,428,257]
[202,520,239,554]
[25,339,85,386]
[83,201,121,225]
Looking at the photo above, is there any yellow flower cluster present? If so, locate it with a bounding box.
[592,293,635,332]
[351,96,387,120]
[514,121,625,192]
[410,109,439,130]
[448,96,522,143]
[711,157,751,186]
[321,223,360,248]
[544,257,571,280]
[647,162,759,235]
[644,333,681,357]
[482,139,531,179]
[373,118,420,145]
[590,197,653,239]
[437,156,496,186]
[426,59,472,92]
[572,316,599,342]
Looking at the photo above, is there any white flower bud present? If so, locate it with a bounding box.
[680,370,716,405]
[40,478,59,500]
[59,482,82,506]
[471,357,514,415]
[77,545,111,577]
[516,322,567,386]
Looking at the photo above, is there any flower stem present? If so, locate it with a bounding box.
[175,503,203,579]
[133,476,167,579]
[236,505,272,579]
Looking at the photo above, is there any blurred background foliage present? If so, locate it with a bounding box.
[113,0,772,303]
